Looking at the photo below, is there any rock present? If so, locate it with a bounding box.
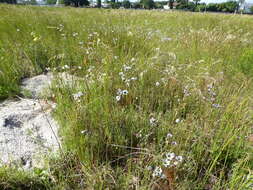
[0,72,82,168]
[21,72,82,98]
[21,73,54,99]
[0,98,60,169]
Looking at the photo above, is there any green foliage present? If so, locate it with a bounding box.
[0,167,51,190]
[122,0,131,8]
[206,1,238,12]
[0,0,16,4]
[46,0,57,5]
[132,2,141,8]
[193,0,201,6]
[176,1,195,11]
[140,0,155,9]
[154,1,167,9]
[250,6,253,13]
[97,0,101,7]
[175,0,238,13]
[195,3,206,11]
[64,0,89,7]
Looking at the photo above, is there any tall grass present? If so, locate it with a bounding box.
[1,4,253,189]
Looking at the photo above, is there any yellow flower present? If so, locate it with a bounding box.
[33,37,40,42]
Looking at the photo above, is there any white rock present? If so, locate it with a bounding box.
[21,73,53,99]
[0,98,60,169]
[21,72,83,98]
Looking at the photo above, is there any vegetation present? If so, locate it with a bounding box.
[1,4,253,189]
[0,0,16,4]
[64,0,89,7]
[140,0,155,9]
[46,0,57,5]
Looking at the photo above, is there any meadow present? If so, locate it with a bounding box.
[1,4,253,189]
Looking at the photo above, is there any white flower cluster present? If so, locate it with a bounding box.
[151,152,183,178]
[149,117,157,126]
[152,166,166,178]
[118,64,137,87]
[162,152,183,168]
[115,89,128,102]
[183,86,191,97]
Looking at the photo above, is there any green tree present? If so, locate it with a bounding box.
[64,0,89,6]
[250,6,253,13]
[47,0,57,4]
[97,0,101,7]
[122,0,131,8]
[140,0,155,9]
[193,0,200,6]
[0,0,16,4]
[132,2,141,8]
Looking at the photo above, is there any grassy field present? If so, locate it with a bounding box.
[1,4,253,189]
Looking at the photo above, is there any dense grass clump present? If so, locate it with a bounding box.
[1,5,253,189]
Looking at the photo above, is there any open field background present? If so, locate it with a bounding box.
[1,5,253,189]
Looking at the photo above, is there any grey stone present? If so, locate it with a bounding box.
[21,73,54,99]
[0,98,60,169]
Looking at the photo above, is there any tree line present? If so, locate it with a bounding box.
[0,0,251,14]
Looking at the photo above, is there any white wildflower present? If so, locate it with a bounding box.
[152,167,163,177]
[167,133,173,138]
[149,117,156,125]
[128,31,133,36]
[73,91,84,101]
[122,90,128,95]
[162,158,171,167]
[175,118,180,123]
[155,82,160,86]
[72,32,78,37]
[116,96,121,102]
[124,65,132,71]
[176,156,183,162]
[166,152,175,160]
[64,65,69,69]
